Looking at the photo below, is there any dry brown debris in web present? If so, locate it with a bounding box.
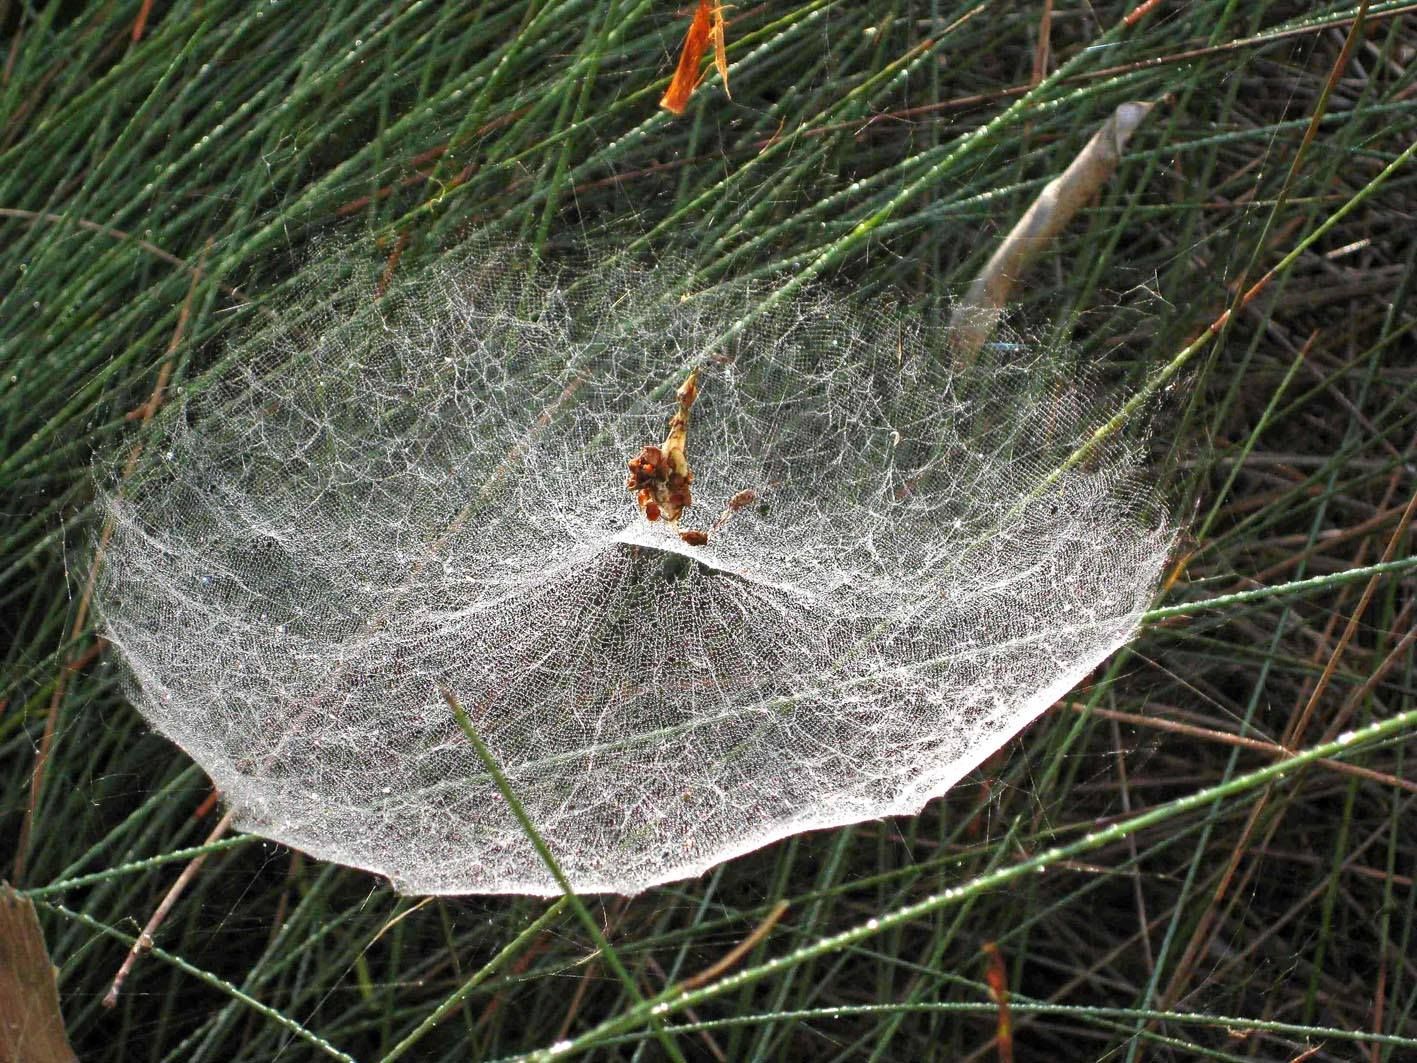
[628,370,716,551]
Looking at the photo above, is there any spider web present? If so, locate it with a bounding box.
[94,245,1171,896]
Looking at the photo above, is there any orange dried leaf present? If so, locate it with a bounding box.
[660,0,713,116]
[710,3,731,99]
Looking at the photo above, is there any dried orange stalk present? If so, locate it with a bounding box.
[982,941,1015,1063]
[710,3,731,98]
[660,1,730,115]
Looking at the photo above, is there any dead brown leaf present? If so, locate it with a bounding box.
[0,885,77,1063]
[661,2,731,115]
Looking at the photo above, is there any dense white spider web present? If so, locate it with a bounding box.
[95,245,1172,896]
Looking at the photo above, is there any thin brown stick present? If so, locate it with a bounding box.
[1372,946,1388,1063]
[1204,0,1373,346]
[1121,0,1163,27]
[473,931,550,1029]
[948,101,1155,362]
[1109,717,1156,975]
[1143,3,1382,1016]
[192,788,221,821]
[1160,480,1411,1011]
[981,941,1013,1063]
[553,898,631,1043]
[0,208,245,303]
[131,0,155,42]
[676,900,789,992]
[1287,484,1417,748]
[1059,702,1417,795]
[376,230,412,298]
[1245,848,1412,890]
[13,245,208,884]
[1322,600,1417,742]
[1030,0,1053,88]
[64,638,108,673]
[644,956,728,1061]
[3,21,23,85]
[1174,819,1408,1007]
[1234,501,1417,587]
[102,809,235,1008]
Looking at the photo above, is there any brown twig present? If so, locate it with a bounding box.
[644,956,728,1061]
[1320,602,1417,744]
[192,788,222,821]
[948,101,1155,363]
[676,900,789,992]
[14,244,209,884]
[102,809,235,1007]
[3,20,23,86]
[1371,946,1388,1063]
[981,942,1013,1063]
[376,231,412,299]
[1159,480,1412,1010]
[1030,0,1053,89]
[1203,0,1373,348]
[1231,501,1417,588]
[474,931,550,1029]
[131,0,155,42]
[1287,483,1417,749]
[0,209,245,303]
[1058,701,1417,795]
[552,898,632,1043]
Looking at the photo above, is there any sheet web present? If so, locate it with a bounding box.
[95,247,1170,895]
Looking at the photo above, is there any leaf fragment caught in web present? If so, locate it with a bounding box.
[626,369,699,525]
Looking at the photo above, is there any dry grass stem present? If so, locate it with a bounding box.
[102,810,235,1008]
[949,100,1155,362]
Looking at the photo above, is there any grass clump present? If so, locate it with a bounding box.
[2,2,1415,1059]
